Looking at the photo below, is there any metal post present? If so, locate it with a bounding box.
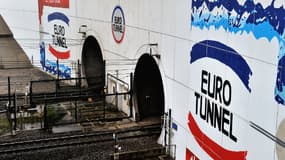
[56,59,59,97]
[113,133,118,153]
[79,79,82,97]
[44,101,47,130]
[29,81,32,106]
[56,59,59,79]
[168,109,172,154]
[78,59,82,96]
[13,93,17,131]
[115,70,118,109]
[129,73,133,117]
[103,92,106,120]
[103,60,106,119]
[164,112,168,147]
[7,77,12,134]
[77,59,81,78]
[103,60,106,87]
[55,79,58,97]
[75,101,78,123]
[40,105,43,129]
[8,77,11,109]
[20,109,23,130]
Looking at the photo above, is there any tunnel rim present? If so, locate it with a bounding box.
[81,36,104,90]
[133,53,165,120]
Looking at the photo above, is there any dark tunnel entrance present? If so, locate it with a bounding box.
[82,36,105,91]
[134,54,165,120]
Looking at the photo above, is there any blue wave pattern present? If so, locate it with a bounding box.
[45,60,71,79]
[191,0,285,105]
[48,12,70,25]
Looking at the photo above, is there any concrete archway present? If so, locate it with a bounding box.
[81,36,104,91]
[134,54,164,120]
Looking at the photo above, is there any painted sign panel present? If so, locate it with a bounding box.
[191,0,285,106]
[38,0,71,78]
[188,0,285,159]
[48,12,70,59]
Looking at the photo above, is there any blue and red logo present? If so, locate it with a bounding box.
[187,40,250,160]
[48,12,70,59]
[111,6,125,44]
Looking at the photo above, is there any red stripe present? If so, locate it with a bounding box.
[112,24,125,44]
[48,45,70,59]
[188,112,247,160]
[186,148,191,160]
[38,0,43,24]
[43,0,69,8]
[186,148,200,160]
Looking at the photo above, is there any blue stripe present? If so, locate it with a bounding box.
[172,122,178,131]
[48,12,69,25]
[190,40,252,92]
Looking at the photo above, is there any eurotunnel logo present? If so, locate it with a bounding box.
[111,6,125,44]
[187,40,251,160]
[48,12,70,59]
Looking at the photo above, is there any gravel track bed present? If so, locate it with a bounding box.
[0,135,160,160]
[0,129,159,152]
[0,129,83,143]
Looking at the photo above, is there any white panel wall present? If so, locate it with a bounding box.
[1,0,284,159]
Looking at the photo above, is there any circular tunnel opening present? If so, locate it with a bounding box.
[82,36,104,92]
[134,54,165,120]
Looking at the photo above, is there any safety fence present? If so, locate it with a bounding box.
[0,73,133,134]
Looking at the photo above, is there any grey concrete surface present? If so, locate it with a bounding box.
[0,68,54,95]
[0,15,32,69]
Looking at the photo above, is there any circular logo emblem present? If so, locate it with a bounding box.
[111,6,125,44]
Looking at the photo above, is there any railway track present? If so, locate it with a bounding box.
[0,124,161,155]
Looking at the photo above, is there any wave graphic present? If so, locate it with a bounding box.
[191,40,252,92]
